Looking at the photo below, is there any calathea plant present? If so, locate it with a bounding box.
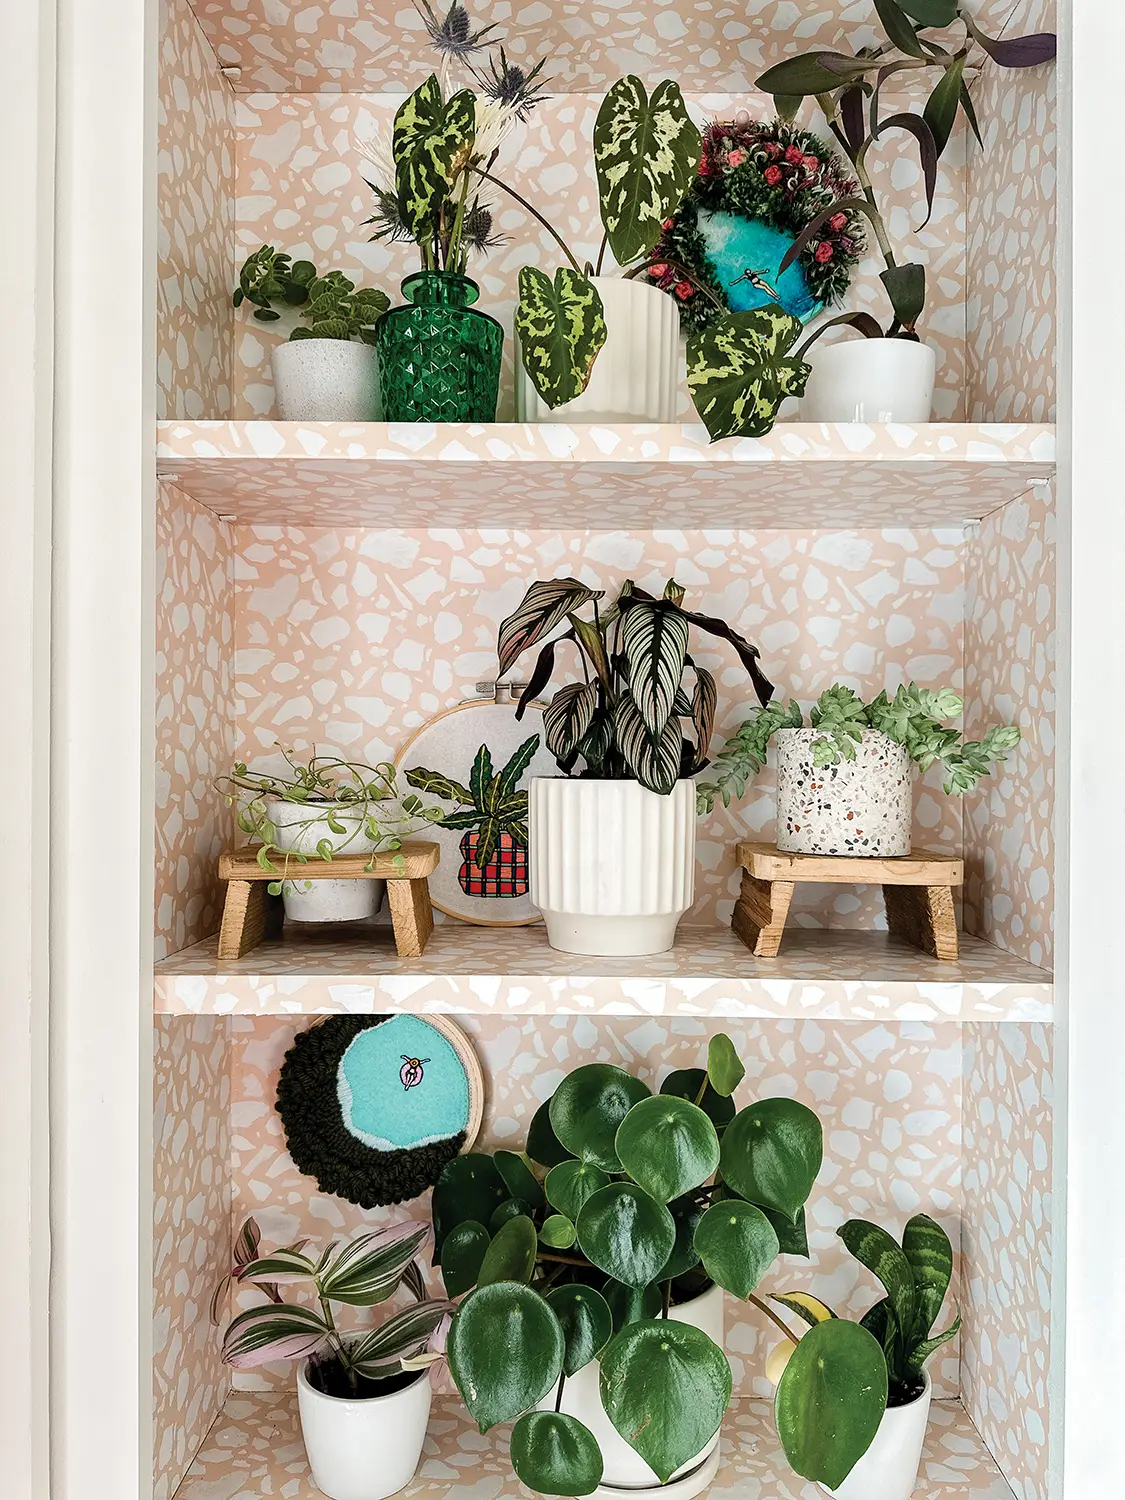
[496,577,774,796]
[233,247,390,341]
[768,1214,959,1488]
[756,0,1055,344]
[436,1036,824,1495]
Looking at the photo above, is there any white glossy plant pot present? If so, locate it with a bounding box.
[801,338,935,423]
[822,1374,932,1500]
[297,1362,432,1500]
[515,277,679,424]
[539,1286,725,1499]
[529,777,696,955]
[775,729,912,857]
[269,801,386,922]
[271,339,381,422]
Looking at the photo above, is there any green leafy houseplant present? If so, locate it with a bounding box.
[697,683,1020,812]
[436,1036,825,1495]
[769,1214,960,1489]
[755,0,1056,343]
[496,577,775,796]
[233,247,390,342]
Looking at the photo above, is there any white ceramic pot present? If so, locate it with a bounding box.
[801,338,935,423]
[515,277,679,424]
[271,339,381,422]
[269,801,386,922]
[539,1286,725,1498]
[823,1374,932,1500]
[297,1361,432,1500]
[775,728,912,857]
[529,778,696,955]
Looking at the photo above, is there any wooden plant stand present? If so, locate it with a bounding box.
[216,842,440,960]
[731,841,965,962]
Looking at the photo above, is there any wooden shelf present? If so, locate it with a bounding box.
[156,421,1055,530]
[154,923,1053,1022]
[174,1392,1016,1499]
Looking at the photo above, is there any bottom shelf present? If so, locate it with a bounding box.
[174,1393,1015,1499]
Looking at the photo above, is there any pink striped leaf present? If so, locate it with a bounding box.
[221,1302,330,1368]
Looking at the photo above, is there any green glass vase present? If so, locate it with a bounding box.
[376,272,503,422]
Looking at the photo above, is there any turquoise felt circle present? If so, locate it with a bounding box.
[695,209,820,323]
[337,1015,470,1151]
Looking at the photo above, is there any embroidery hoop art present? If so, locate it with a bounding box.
[395,692,555,927]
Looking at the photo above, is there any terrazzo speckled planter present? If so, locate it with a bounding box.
[775,728,913,857]
[271,339,381,422]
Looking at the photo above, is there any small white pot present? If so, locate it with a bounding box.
[775,728,912,857]
[297,1361,432,1500]
[269,801,386,923]
[271,339,381,422]
[539,1285,725,1498]
[516,277,679,424]
[801,338,935,423]
[822,1374,932,1500]
[529,778,696,955]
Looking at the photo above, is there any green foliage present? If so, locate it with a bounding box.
[516,268,608,410]
[686,308,811,441]
[593,77,701,265]
[719,1098,824,1224]
[511,1411,603,1497]
[448,1282,564,1432]
[394,77,477,243]
[233,246,389,342]
[406,734,539,863]
[549,1064,651,1172]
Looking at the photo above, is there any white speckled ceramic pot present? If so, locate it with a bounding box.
[821,1374,932,1500]
[775,728,912,857]
[271,339,381,421]
[269,801,385,922]
[801,338,935,423]
[297,1361,431,1500]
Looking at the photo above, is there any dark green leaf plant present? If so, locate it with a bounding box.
[404,734,539,870]
[233,246,390,342]
[436,1035,825,1496]
[697,682,1020,812]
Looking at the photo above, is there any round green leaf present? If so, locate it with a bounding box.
[490,1197,533,1234]
[439,1220,490,1298]
[775,1319,888,1489]
[550,1065,651,1172]
[615,1095,720,1204]
[540,1214,577,1250]
[528,1099,574,1168]
[706,1034,745,1097]
[720,1098,823,1223]
[495,1149,546,1211]
[546,1160,611,1222]
[599,1320,732,1483]
[477,1215,537,1287]
[546,1284,614,1376]
[694,1201,780,1300]
[660,1069,735,1129]
[576,1183,675,1289]
[511,1411,603,1497]
[603,1278,662,1332]
[449,1282,564,1433]
[432,1153,508,1260]
[660,1194,705,1280]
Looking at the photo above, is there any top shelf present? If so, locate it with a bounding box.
[157,421,1055,531]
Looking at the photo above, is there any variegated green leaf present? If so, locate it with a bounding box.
[544,682,599,768]
[689,663,718,766]
[221,1302,329,1368]
[474,817,500,871]
[902,1213,953,1342]
[687,309,810,442]
[838,1221,916,1346]
[349,1299,454,1378]
[498,579,604,679]
[613,691,683,795]
[404,765,474,805]
[516,268,607,410]
[394,76,475,240]
[236,1247,318,1286]
[906,1313,961,1374]
[318,1223,428,1306]
[593,77,701,265]
[469,744,493,815]
[497,734,541,799]
[771,1291,837,1328]
[620,600,690,738]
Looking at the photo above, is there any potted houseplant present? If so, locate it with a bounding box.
[496,577,775,955]
[233,247,390,421]
[697,683,1020,856]
[217,747,442,923]
[435,1036,825,1499]
[767,1214,960,1500]
[217,1217,452,1500]
[755,0,1056,421]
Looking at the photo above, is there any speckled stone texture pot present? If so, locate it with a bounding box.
[775,728,913,857]
[271,339,381,421]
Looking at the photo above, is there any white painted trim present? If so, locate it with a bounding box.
[50,0,157,1495]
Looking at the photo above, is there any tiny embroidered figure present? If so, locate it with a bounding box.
[400,1055,430,1090]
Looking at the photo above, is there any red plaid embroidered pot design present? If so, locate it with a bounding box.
[458,830,529,898]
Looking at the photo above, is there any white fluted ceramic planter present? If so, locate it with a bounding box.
[269,801,386,922]
[822,1375,932,1500]
[801,338,935,422]
[296,1362,432,1500]
[516,277,680,423]
[271,339,381,421]
[529,778,696,955]
[538,1286,724,1499]
[775,728,913,857]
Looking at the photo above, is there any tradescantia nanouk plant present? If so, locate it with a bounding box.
[496,577,775,796]
[437,1037,824,1495]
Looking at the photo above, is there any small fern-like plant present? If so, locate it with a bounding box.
[234,246,390,342]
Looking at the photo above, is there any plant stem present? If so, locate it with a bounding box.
[594,231,608,276]
[749,1293,800,1346]
[319,1291,358,1391]
[661,1281,671,1320]
[537,1251,591,1267]
[693,1073,710,1107]
[473,167,583,274]
[554,1372,565,1413]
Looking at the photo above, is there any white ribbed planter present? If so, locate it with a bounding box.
[529,778,696,955]
[775,729,913,857]
[822,1375,931,1500]
[271,339,381,421]
[538,1286,725,1499]
[269,801,386,922]
[516,277,679,424]
[801,338,935,423]
[297,1362,432,1500]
